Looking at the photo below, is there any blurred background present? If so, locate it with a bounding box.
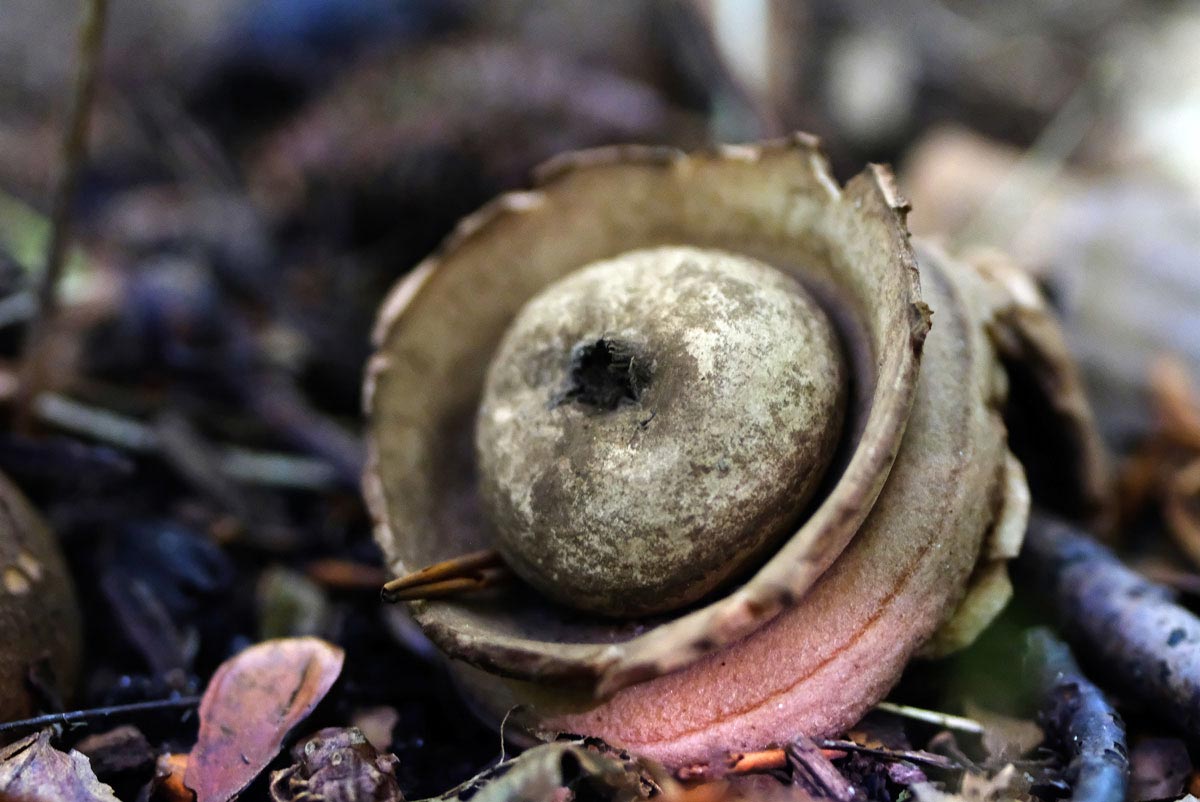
[1,0,1198,795]
[2,0,1198,441]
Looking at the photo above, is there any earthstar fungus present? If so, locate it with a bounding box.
[364,134,1110,768]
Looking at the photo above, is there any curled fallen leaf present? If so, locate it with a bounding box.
[269,727,401,802]
[0,729,120,802]
[184,637,345,802]
[431,739,667,802]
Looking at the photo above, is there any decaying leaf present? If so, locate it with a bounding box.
[425,739,666,802]
[0,730,120,802]
[185,637,345,802]
[913,765,1026,802]
[269,727,402,802]
[1140,357,1200,565]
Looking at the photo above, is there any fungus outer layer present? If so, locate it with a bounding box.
[365,135,1112,769]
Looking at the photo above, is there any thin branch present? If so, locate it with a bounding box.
[0,696,201,737]
[33,392,339,489]
[35,0,107,322]
[1024,628,1128,802]
[675,739,961,783]
[1017,511,1200,739]
[817,740,962,773]
[16,0,109,428]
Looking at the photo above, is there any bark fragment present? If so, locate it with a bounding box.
[786,737,859,802]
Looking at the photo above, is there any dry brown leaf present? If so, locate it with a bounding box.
[1119,357,1200,563]
[1166,458,1200,566]
[0,730,120,802]
[153,753,193,802]
[429,739,665,802]
[184,637,345,802]
[1152,357,1200,450]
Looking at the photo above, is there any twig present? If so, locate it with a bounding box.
[728,748,789,774]
[817,740,962,773]
[154,410,251,516]
[1016,511,1200,738]
[0,696,201,737]
[16,0,108,429]
[243,374,365,487]
[305,558,388,590]
[676,740,959,783]
[1024,628,1128,802]
[33,391,338,489]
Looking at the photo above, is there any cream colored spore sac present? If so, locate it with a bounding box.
[476,246,845,617]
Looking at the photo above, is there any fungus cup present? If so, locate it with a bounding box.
[0,471,81,724]
[365,135,1111,768]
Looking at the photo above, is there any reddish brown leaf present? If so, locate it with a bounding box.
[185,637,345,802]
[0,730,120,802]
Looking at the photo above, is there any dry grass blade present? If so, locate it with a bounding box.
[15,0,108,430]
[381,549,510,602]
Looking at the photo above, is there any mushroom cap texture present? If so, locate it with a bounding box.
[0,471,81,721]
[477,246,844,617]
[365,135,1111,768]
